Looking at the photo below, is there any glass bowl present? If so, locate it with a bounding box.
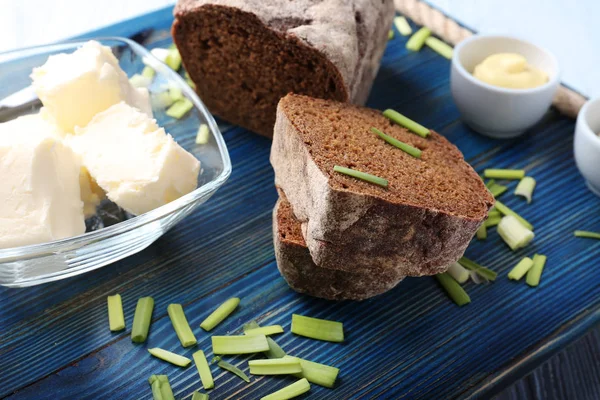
[0,37,232,287]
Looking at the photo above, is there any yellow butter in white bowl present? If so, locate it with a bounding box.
[473,53,548,89]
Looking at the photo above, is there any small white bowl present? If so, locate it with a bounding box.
[451,34,560,139]
[574,97,600,197]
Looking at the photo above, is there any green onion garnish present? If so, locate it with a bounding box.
[458,257,498,281]
[498,215,535,251]
[292,357,339,388]
[212,334,270,354]
[435,272,471,306]
[142,66,156,79]
[447,262,469,284]
[192,350,214,390]
[508,257,534,281]
[107,294,125,332]
[485,215,502,228]
[484,169,525,180]
[129,74,152,88]
[406,27,431,51]
[261,378,311,400]
[166,98,193,119]
[132,296,154,343]
[388,30,394,40]
[191,391,210,400]
[494,200,533,230]
[200,297,240,331]
[370,127,422,158]
[476,224,487,240]
[382,109,430,137]
[485,179,508,197]
[333,165,388,188]
[165,48,182,71]
[488,209,501,219]
[167,304,197,347]
[526,254,547,287]
[217,359,250,383]
[248,357,303,375]
[242,320,260,332]
[148,375,175,400]
[515,177,536,204]
[244,325,284,336]
[151,91,174,109]
[393,16,413,36]
[291,314,344,343]
[424,37,453,59]
[196,124,210,145]
[148,348,192,367]
[169,87,184,102]
[265,337,287,359]
[574,230,600,240]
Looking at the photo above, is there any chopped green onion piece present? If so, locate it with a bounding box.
[515,177,536,204]
[406,27,431,51]
[388,29,394,40]
[265,337,287,359]
[458,257,498,281]
[248,357,302,375]
[151,91,174,109]
[574,230,600,239]
[211,356,221,364]
[107,294,125,332]
[129,74,152,88]
[382,109,430,137]
[291,314,344,342]
[192,391,210,400]
[132,296,154,343]
[484,169,525,180]
[166,98,193,119]
[526,254,547,287]
[217,360,250,383]
[447,262,469,284]
[165,48,182,71]
[142,66,156,79]
[424,37,453,59]
[169,87,184,102]
[508,257,534,281]
[291,357,339,388]
[488,209,501,219]
[148,375,175,400]
[435,272,470,306]
[486,179,508,197]
[370,127,422,158]
[494,200,533,230]
[196,124,210,144]
[244,325,284,336]
[261,378,311,400]
[167,303,197,347]
[333,165,388,188]
[393,16,412,36]
[148,348,192,367]
[192,350,214,390]
[212,334,269,354]
[200,297,240,331]
[150,379,163,400]
[485,215,502,228]
[476,224,487,240]
[498,215,535,251]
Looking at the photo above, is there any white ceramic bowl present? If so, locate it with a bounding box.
[574,97,600,197]
[451,34,560,139]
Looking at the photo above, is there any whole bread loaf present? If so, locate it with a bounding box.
[274,193,404,300]
[271,94,494,276]
[172,0,394,137]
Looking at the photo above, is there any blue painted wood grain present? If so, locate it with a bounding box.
[0,8,598,400]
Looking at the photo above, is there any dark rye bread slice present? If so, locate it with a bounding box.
[271,94,494,276]
[274,193,404,300]
[172,0,394,137]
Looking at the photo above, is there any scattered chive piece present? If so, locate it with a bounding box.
[248,357,303,375]
[265,337,287,359]
[292,357,339,388]
[192,391,209,400]
[169,87,184,102]
[393,16,412,36]
[129,74,152,88]
[196,124,210,144]
[508,257,534,281]
[148,375,175,400]
[131,296,154,343]
[469,270,487,285]
[476,224,487,240]
[447,262,469,284]
[574,230,600,240]
[406,27,431,51]
[424,37,453,59]
[142,66,156,79]
[192,350,214,390]
[291,314,344,343]
[488,209,502,219]
[515,177,536,204]
[435,273,470,306]
[485,215,502,228]
[166,98,193,119]
[245,325,284,336]
[494,200,533,230]
[217,360,250,383]
[333,165,388,188]
[388,29,394,40]
[107,294,125,332]
[370,127,422,158]
[211,356,222,364]
[486,179,508,197]
[200,297,240,331]
[526,254,547,287]
[165,48,182,71]
[261,378,311,400]
[212,334,270,354]
[150,379,163,400]
[167,304,197,347]
[151,91,174,109]
[484,169,526,180]
[458,257,498,281]
[498,215,535,251]
[382,109,430,137]
[148,348,192,367]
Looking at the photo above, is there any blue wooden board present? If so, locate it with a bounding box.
[0,6,599,400]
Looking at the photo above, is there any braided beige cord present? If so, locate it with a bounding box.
[394,0,587,119]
